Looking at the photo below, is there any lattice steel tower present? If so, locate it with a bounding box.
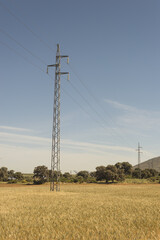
[47,44,69,191]
[137,142,142,179]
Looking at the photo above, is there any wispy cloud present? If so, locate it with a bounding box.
[0,141,153,173]
[0,132,50,146]
[105,99,160,130]
[62,139,135,153]
[105,99,136,112]
[0,126,32,132]
[0,130,135,154]
[0,125,155,172]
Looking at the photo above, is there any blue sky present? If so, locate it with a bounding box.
[0,0,160,173]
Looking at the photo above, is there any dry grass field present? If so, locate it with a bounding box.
[0,183,160,240]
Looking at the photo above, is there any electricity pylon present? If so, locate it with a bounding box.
[47,44,69,191]
[136,142,142,179]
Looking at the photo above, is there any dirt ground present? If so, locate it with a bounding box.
[0,182,159,188]
[0,183,35,188]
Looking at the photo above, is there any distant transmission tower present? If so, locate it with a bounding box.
[136,142,142,178]
[47,44,69,191]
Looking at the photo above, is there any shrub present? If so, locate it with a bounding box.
[25,177,33,183]
[33,179,47,185]
[7,179,18,184]
[148,176,160,183]
[21,180,27,184]
[73,178,78,183]
[86,177,97,183]
[77,176,84,183]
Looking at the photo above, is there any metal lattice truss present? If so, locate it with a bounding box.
[47,44,69,191]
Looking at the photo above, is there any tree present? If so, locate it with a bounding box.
[90,171,96,177]
[116,169,125,182]
[115,162,132,175]
[8,170,15,179]
[14,172,24,180]
[95,166,106,181]
[105,170,115,183]
[48,170,62,182]
[148,169,158,177]
[61,172,73,183]
[106,165,117,173]
[95,165,125,183]
[76,176,84,183]
[115,162,122,170]
[141,169,158,179]
[77,171,89,180]
[63,172,72,179]
[33,165,49,184]
[0,167,8,181]
[141,169,152,179]
[132,168,141,178]
[121,162,132,175]
[105,165,118,183]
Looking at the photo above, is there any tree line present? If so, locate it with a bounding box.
[0,167,24,183]
[33,162,160,184]
[0,162,160,184]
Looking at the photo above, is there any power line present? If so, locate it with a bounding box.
[0,28,47,65]
[61,88,108,131]
[0,40,108,134]
[0,24,125,141]
[68,80,125,136]
[65,80,134,152]
[68,63,136,149]
[0,35,135,149]
[0,1,136,149]
[0,40,46,73]
[0,25,107,130]
[0,28,134,149]
[0,1,55,52]
[68,76,135,149]
[68,81,105,121]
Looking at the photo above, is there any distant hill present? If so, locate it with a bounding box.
[134,156,160,172]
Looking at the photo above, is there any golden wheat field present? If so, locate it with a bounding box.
[0,183,160,240]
